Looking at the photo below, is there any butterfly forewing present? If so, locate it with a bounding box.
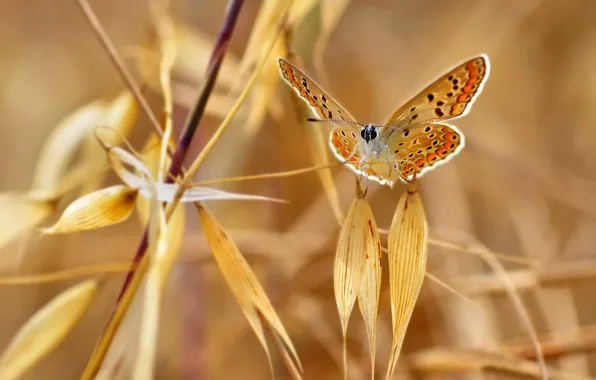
[381,55,489,136]
[278,58,357,123]
[384,123,465,182]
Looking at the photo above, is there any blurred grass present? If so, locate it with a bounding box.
[2,0,596,379]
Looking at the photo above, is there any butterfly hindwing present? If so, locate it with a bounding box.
[384,123,465,182]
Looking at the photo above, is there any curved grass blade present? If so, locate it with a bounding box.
[0,280,98,380]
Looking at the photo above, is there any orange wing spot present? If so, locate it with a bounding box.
[443,142,456,151]
[367,169,377,176]
[333,141,342,148]
[340,149,349,157]
[426,153,437,162]
[467,76,479,86]
[444,133,457,141]
[462,85,475,94]
[435,148,448,157]
[441,126,451,133]
[349,157,358,163]
[415,159,425,168]
[450,103,464,115]
[457,94,471,103]
[465,62,476,72]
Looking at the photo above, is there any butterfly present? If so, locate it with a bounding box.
[277,55,490,187]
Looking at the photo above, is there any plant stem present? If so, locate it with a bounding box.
[80,2,245,378]
[118,0,245,298]
[75,0,164,140]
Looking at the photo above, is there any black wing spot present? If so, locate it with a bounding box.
[412,114,418,120]
[429,133,436,138]
[351,132,357,138]
[417,150,423,154]
[306,89,311,94]
[398,142,405,147]
[426,146,432,150]
[328,110,333,118]
[432,140,439,146]
[424,126,431,132]
[436,101,445,106]
[408,153,415,158]
[412,138,419,145]
[403,129,410,137]
[410,106,416,112]
[313,96,318,100]
[448,75,454,81]
[341,130,346,137]
[435,108,445,117]
[452,79,459,85]
[447,92,454,97]
[453,85,459,90]
[427,93,435,102]
[394,149,400,154]
[302,79,308,88]
[323,103,328,109]
[322,95,327,102]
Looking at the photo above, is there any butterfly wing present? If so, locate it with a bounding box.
[384,123,465,182]
[381,55,489,138]
[278,58,357,123]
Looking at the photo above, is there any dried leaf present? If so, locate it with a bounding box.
[108,146,285,204]
[41,185,138,234]
[0,193,56,250]
[386,183,428,377]
[357,205,382,378]
[32,99,107,194]
[197,204,302,375]
[0,280,98,380]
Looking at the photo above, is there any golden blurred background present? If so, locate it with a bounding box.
[2,0,596,379]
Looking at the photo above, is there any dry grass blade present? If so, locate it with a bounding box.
[108,145,285,203]
[0,194,56,250]
[356,201,382,379]
[82,92,139,193]
[409,348,593,380]
[0,280,98,380]
[237,0,292,81]
[386,181,428,378]
[148,0,176,182]
[173,23,239,91]
[197,204,302,375]
[32,99,107,194]
[41,185,138,234]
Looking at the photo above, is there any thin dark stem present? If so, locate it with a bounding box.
[75,0,164,139]
[117,0,245,299]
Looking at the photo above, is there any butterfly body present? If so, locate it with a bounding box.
[278,55,490,187]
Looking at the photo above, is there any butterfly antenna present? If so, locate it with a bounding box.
[306,118,365,128]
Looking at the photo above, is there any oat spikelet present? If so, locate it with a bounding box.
[0,280,98,380]
[386,181,428,378]
[197,204,302,376]
[334,196,380,377]
[41,185,138,234]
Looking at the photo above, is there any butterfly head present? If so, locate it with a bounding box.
[360,124,379,143]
